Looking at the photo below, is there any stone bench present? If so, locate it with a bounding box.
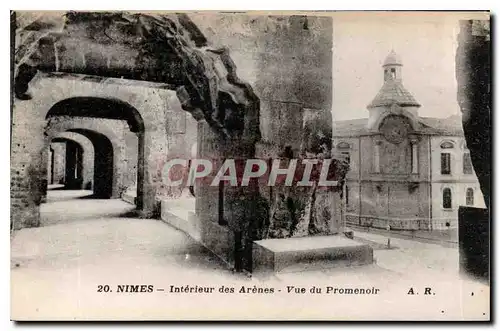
[252,235,373,273]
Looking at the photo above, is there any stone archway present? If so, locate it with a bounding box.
[43,115,132,200]
[51,131,95,190]
[14,12,261,143]
[12,12,263,272]
[13,12,262,244]
[44,98,146,205]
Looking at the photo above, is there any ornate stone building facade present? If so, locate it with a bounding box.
[333,51,485,231]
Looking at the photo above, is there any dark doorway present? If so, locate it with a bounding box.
[64,140,84,189]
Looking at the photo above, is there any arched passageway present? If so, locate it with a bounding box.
[45,97,146,208]
[50,137,84,190]
[13,12,264,272]
[51,131,95,190]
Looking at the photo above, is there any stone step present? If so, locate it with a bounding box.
[160,199,200,241]
[121,191,136,205]
[252,235,373,274]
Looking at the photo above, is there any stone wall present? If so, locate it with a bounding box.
[191,14,333,151]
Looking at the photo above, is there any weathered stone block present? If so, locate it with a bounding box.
[252,235,373,273]
[200,219,235,268]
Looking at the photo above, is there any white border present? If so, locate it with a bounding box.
[2,1,498,330]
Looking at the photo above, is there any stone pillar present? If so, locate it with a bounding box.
[374,140,381,173]
[51,142,66,185]
[76,137,94,191]
[11,98,47,229]
[64,140,83,189]
[47,147,53,185]
[138,131,153,214]
[194,120,221,223]
[124,131,139,191]
[410,136,419,174]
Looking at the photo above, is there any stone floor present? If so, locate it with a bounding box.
[10,190,490,321]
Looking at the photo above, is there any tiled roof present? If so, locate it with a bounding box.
[419,115,464,135]
[332,115,464,137]
[332,118,369,136]
[368,80,421,108]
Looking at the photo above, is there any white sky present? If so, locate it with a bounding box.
[332,12,463,121]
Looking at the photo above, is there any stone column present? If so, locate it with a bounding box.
[51,142,66,185]
[11,98,47,229]
[410,136,419,174]
[374,140,382,173]
[64,140,82,189]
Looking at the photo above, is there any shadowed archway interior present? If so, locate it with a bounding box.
[45,97,145,207]
[51,137,84,189]
[66,129,113,199]
[46,97,145,133]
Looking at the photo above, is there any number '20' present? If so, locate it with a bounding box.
[97,285,111,292]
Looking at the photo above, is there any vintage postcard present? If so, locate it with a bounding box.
[10,10,491,321]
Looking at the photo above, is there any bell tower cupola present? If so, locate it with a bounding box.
[383,50,403,82]
[367,50,421,130]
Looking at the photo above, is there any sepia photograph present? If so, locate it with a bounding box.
[9,10,491,321]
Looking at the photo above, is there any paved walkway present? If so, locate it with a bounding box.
[10,190,489,320]
[349,224,458,246]
[352,231,459,278]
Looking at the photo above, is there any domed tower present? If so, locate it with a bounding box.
[383,50,403,82]
[367,50,421,130]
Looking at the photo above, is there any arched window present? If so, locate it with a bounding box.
[442,188,452,209]
[440,141,455,149]
[390,68,396,79]
[466,188,474,206]
[337,142,350,149]
[463,152,473,174]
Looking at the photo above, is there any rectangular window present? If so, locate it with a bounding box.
[441,153,451,175]
[463,152,473,174]
[466,188,474,206]
[443,188,452,209]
